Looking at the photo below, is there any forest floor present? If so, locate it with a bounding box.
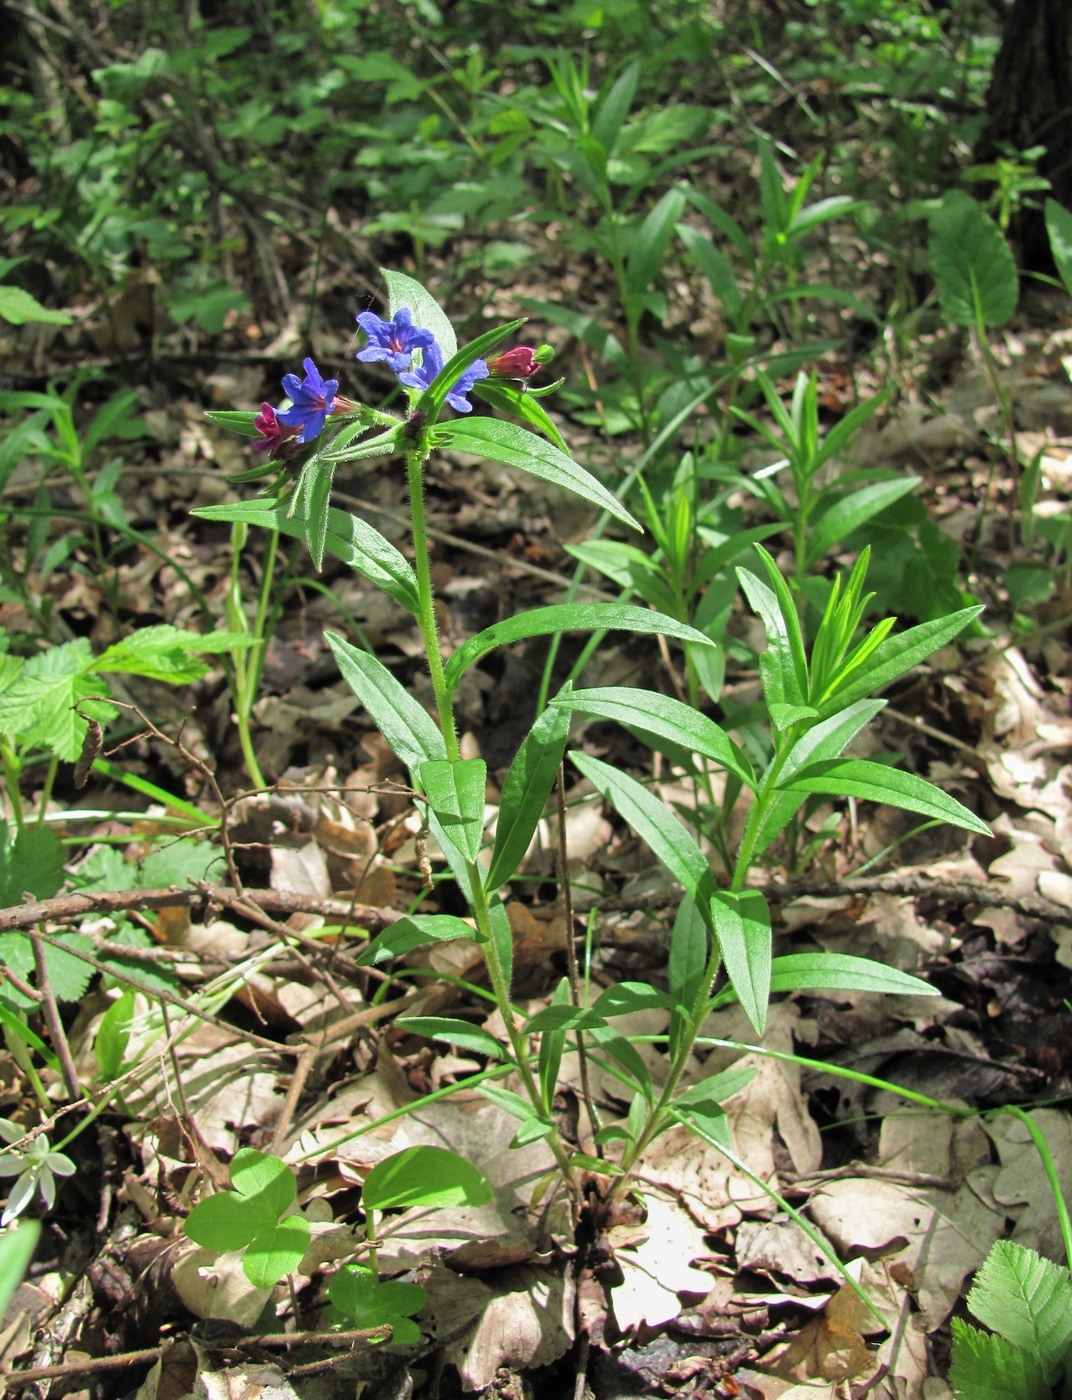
[4,222,1072,1400]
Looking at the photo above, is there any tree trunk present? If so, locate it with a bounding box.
[977,0,1072,270]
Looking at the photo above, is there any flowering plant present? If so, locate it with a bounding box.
[0,1120,75,1226]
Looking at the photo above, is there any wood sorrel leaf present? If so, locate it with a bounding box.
[434,418,641,532]
[327,633,446,772]
[242,1216,310,1290]
[781,757,991,835]
[230,1148,296,1216]
[485,701,571,891]
[443,604,714,692]
[328,1263,425,1344]
[418,758,487,863]
[362,1145,493,1212]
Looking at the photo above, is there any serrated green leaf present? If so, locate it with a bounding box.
[486,702,570,891]
[91,624,250,683]
[362,1145,493,1212]
[949,1318,1050,1400]
[396,1016,504,1059]
[434,418,640,532]
[443,604,714,692]
[966,1240,1072,1379]
[242,1216,310,1290]
[929,190,1019,328]
[327,633,446,773]
[357,914,477,967]
[0,639,114,762]
[781,758,990,835]
[139,836,224,889]
[418,758,486,863]
[0,823,64,905]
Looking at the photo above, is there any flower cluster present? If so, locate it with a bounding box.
[254,357,340,459]
[356,307,539,414]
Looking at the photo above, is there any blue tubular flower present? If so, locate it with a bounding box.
[276,358,339,444]
[399,342,489,414]
[356,307,436,372]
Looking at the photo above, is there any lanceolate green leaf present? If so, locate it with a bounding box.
[815,606,983,717]
[627,186,688,297]
[383,269,457,360]
[1045,198,1072,300]
[710,889,771,1037]
[434,418,641,532]
[711,952,937,1008]
[550,686,755,789]
[474,380,569,453]
[195,503,419,612]
[416,321,524,420]
[571,752,717,915]
[396,1016,505,1060]
[737,564,808,710]
[443,605,714,692]
[752,699,885,857]
[805,478,921,568]
[326,633,446,772]
[781,758,991,835]
[418,758,487,863]
[486,702,571,891]
[357,914,478,966]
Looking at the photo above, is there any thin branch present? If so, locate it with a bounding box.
[28,931,80,1098]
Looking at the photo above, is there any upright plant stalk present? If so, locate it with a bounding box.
[405,441,576,1189]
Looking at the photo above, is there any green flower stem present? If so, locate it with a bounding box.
[406,442,575,1187]
[406,448,460,763]
[729,725,803,893]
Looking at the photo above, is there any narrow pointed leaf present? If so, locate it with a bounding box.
[782,758,990,835]
[444,604,714,692]
[571,752,716,915]
[805,478,921,568]
[551,686,755,788]
[357,914,477,966]
[383,269,457,360]
[327,632,446,772]
[419,758,487,862]
[434,418,640,531]
[710,889,771,1037]
[396,1016,505,1059]
[486,702,571,891]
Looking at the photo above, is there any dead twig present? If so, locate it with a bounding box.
[27,930,80,1099]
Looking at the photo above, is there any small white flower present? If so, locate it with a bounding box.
[0,1119,75,1226]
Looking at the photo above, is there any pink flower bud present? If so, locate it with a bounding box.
[486,346,540,380]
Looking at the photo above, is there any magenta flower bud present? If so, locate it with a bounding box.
[485,346,540,380]
[253,402,300,457]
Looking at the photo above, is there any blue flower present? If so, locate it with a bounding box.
[399,342,489,414]
[356,307,436,373]
[276,358,339,444]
